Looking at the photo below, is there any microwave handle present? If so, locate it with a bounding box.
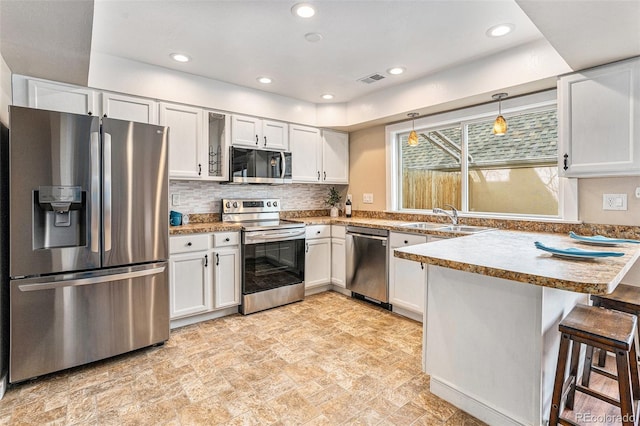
[280,151,286,179]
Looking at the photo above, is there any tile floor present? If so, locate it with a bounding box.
[0,291,486,425]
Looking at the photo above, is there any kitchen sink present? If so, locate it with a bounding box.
[438,225,495,234]
[400,222,447,230]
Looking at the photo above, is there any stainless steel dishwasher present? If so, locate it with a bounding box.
[346,226,390,309]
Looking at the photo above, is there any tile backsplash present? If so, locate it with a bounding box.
[169,180,347,213]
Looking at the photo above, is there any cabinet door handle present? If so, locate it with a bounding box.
[563,153,569,171]
[306,243,309,253]
[264,136,267,146]
[255,134,259,145]
[216,253,220,266]
[198,163,202,176]
[324,171,326,181]
[421,263,424,270]
[317,171,320,181]
[204,254,208,267]
[187,242,192,247]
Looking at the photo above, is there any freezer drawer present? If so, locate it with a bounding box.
[9,262,169,383]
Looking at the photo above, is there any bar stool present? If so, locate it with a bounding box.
[589,284,640,368]
[549,304,640,426]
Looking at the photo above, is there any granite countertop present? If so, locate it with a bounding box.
[169,222,242,235]
[286,216,458,237]
[394,230,640,295]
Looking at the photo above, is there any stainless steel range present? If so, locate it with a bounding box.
[222,199,305,314]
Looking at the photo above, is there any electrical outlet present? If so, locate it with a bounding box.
[602,193,627,211]
[171,193,181,206]
[347,193,352,202]
[363,193,374,204]
[636,187,640,199]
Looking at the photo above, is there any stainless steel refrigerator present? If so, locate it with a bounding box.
[8,106,170,383]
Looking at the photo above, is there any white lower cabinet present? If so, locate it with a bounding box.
[169,232,240,322]
[331,225,346,288]
[169,251,211,318]
[389,232,428,317]
[212,247,241,309]
[305,225,332,288]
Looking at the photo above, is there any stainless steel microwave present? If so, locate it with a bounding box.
[229,147,292,184]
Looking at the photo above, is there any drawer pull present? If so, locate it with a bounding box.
[187,242,192,247]
[404,240,408,244]
[225,237,230,242]
[316,230,321,234]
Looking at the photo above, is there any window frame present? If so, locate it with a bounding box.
[385,90,578,221]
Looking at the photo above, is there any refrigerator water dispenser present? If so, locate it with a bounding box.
[33,185,86,249]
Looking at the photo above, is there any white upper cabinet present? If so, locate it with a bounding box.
[262,120,289,150]
[290,124,321,182]
[559,57,640,177]
[27,79,97,116]
[290,126,349,184]
[231,114,288,150]
[322,130,349,184]
[160,102,204,179]
[101,93,158,124]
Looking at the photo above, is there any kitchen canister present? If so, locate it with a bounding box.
[169,210,182,226]
[182,214,190,225]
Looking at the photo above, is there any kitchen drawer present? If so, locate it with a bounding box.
[331,225,345,239]
[389,232,427,248]
[213,231,239,247]
[306,225,331,240]
[170,234,210,254]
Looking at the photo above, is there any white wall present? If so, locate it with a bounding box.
[0,52,11,126]
[88,53,318,126]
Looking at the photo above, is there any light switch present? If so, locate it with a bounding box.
[171,193,181,206]
[602,193,627,211]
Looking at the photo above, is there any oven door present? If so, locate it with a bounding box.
[242,233,305,294]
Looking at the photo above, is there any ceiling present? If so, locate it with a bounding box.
[1,0,639,106]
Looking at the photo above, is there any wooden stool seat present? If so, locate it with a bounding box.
[550,304,640,426]
[590,284,640,367]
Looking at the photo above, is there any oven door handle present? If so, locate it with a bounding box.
[245,229,305,241]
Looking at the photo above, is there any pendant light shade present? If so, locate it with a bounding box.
[407,113,419,146]
[492,93,508,135]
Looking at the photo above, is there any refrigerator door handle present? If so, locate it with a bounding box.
[90,131,100,253]
[103,132,112,252]
[17,265,166,292]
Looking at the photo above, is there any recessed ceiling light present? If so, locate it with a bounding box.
[257,77,272,84]
[170,53,190,63]
[486,23,515,37]
[387,67,405,75]
[291,3,315,18]
[304,32,323,43]
[321,94,334,100]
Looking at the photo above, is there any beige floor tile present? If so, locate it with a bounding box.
[2,291,488,425]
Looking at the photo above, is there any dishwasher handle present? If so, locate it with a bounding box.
[346,232,388,242]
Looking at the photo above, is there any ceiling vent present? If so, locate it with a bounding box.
[358,73,386,84]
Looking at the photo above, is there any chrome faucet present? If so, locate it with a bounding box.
[433,204,459,225]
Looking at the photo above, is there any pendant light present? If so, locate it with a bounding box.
[492,93,508,135]
[407,113,419,146]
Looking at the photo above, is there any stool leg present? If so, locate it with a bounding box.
[582,344,595,387]
[598,348,608,367]
[629,340,640,401]
[615,349,635,426]
[550,334,571,425]
[566,340,581,410]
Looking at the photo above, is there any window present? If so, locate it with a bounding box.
[389,92,567,219]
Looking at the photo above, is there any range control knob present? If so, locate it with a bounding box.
[273,201,278,207]
[266,201,272,207]
[225,201,231,208]
[233,202,239,208]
